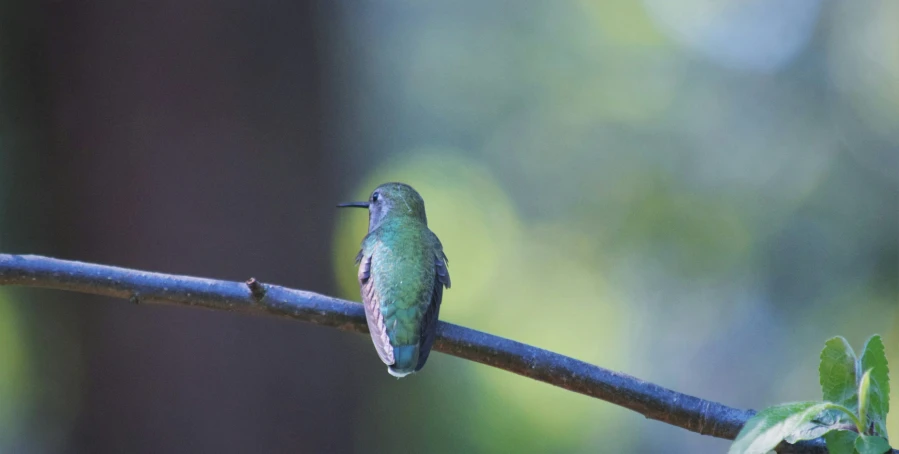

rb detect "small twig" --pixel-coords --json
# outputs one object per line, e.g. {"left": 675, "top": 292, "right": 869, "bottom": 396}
{"left": 245, "top": 277, "right": 266, "bottom": 301}
{"left": 0, "top": 254, "right": 887, "bottom": 453}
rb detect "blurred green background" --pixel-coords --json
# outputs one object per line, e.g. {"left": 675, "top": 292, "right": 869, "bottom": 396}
{"left": 1, "top": 0, "right": 897, "bottom": 452}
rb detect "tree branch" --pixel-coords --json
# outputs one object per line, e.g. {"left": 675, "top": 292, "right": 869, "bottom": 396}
{"left": 0, "top": 254, "right": 871, "bottom": 453}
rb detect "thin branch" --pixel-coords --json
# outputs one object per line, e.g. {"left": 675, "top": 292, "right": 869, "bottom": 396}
{"left": 0, "top": 254, "right": 873, "bottom": 453}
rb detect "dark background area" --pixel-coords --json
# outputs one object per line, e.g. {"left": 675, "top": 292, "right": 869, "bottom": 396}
{"left": 2, "top": 1, "right": 370, "bottom": 452}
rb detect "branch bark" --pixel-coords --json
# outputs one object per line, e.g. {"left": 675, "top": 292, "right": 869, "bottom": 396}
{"left": 0, "top": 254, "right": 873, "bottom": 453}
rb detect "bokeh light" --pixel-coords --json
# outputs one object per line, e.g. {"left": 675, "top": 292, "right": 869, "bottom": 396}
{"left": 0, "top": 293, "right": 28, "bottom": 451}
{"left": 643, "top": 0, "right": 822, "bottom": 73}
{"left": 329, "top": 1, "right": 897, "bottom": 451}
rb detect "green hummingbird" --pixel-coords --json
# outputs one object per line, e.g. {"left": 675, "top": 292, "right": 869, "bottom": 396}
{"left": 338, "top": 182, "right": 451, "bottom": 377}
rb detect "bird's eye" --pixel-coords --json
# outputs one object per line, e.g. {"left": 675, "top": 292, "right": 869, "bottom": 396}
{"left": 372, "top": 192, "right": 380, "bottom": 202}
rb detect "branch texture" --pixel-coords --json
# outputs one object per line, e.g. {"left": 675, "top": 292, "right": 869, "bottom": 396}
{"left": 0, "top": 254, "right": 869, "bottom": 453}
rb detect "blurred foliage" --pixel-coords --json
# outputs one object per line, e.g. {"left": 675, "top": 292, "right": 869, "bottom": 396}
{"left": 333, "top": 0, "right": 897, "bottom": 452}
{"left": 827, "top": 1, "right": 899, "bottom": 144}
{"left": 0, "top": 292, "right": 29, "bottom": 450}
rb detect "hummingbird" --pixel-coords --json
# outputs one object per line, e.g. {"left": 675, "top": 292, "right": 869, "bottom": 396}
{"left": 338, "top": 182, "right": 451, "bottom": 378}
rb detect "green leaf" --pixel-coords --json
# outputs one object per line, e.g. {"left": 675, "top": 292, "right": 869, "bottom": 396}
{"left": 860, "top": 369, "right": 873, "bottom": 432}
{"left": 825, "top": 430, "right": 859, "bottom": 454}
{"left": 782, "top": 420, "right": 836, "bottom": 444}
{"left": 820, "top": 336, "right": 859, "bottom": 412}
{"left": 860, "top": 334, "right": 890, "bottom": 437}
{"left": 729, "top": 402, "right": 841, "bottom": 454}
{"left": 783, "top": 404, "right": 862, "bottom": 444}
{"left": 855, "top": 434, "right": 891, "bottom": 454}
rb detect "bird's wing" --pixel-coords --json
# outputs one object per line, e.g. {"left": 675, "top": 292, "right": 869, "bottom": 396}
{"left": 435, "top": 250, "right": 450, "bottom": 289}
{"left": 358, "top": 251, "right": 395, "bottom": 365}
{"left": 415, "top": 250, "right": 450, "bottom": 371}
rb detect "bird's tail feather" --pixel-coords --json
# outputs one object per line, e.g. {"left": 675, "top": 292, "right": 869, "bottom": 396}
{"left": 388, "top": 345, "right": 418, "bottom": 378}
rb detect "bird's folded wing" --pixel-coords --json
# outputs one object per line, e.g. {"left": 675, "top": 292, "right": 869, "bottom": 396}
{"left": 415, "top": 252, "right": 451, "bottom": 371}
{"left": 359, "top": 252, "right": 395, "bottom": 365}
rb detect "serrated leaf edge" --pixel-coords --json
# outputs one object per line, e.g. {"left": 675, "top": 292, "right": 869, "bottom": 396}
{"left": 861, "top": 334, "right": 891, "bottom": 439}
{"left": 862, "top": 335, "right": 890, "bottom": 413}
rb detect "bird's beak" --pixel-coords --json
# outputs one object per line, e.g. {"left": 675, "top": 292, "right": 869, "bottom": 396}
{"left": 337, "top": 201, "right": 370, "bottom": 208}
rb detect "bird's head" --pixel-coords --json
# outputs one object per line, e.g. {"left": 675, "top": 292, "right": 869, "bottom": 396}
{"left": 338, "top": 182, "right": 427, "bottom": 232}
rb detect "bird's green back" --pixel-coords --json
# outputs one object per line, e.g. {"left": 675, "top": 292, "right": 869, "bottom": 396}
{"left": 363, "top": 215, "right": 439, "bottom": 347}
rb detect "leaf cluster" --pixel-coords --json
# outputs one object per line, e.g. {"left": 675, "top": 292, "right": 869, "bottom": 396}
{"left": 730, "top": 335, "right": 891, "bottom": 454}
